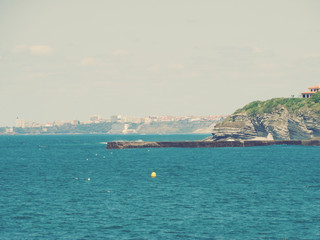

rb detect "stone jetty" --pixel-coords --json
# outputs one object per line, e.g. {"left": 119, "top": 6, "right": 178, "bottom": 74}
{"left": 106, "top": 139, "right": 320, "bottom": 149}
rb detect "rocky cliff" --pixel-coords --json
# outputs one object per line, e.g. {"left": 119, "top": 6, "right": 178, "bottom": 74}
{"left": 210, "top": 94, "right": 320, "bottom": 141}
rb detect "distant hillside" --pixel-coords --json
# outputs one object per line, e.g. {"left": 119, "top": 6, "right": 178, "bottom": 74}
{"left": 1, "top": 119, "right": 223, "bottom": 135}
{"left": 211, "top": 92, "right": 320, "bottom": 141}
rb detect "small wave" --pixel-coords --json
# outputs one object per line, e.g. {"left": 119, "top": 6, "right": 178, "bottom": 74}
{"left": 304, "top": 185, "right": 320, "bottom": 188}
{"left": 99, "top": 142, "right": 108, "bottom": 144}
{"left": 112, "top": 139, "right": 144, "bottom": 142}
{"left": 103, "top": 225, "right": 123, "bottom": 230}
{"left": 13, "top": 215, "right": 32, "bottom": 220}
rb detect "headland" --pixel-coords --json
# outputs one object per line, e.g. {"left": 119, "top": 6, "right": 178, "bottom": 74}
{"left": 209, "top": 92, "right": 320, "bottom": 141}
{"left": 107, "top": 90, "right": 320, "bottom": 149}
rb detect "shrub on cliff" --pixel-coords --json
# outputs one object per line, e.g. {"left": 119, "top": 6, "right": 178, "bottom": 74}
{"left": 310, "top": 92, "right": 320, "bottom": 103}
{"left": 234, "top": 94, "right": 320, "bottom": 117}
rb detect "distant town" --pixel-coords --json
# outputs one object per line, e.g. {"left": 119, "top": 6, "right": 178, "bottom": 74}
{"left": 0, "top": 114, "right": 226, "bottom": 135}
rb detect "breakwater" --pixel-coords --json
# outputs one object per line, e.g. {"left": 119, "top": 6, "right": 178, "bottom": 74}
{"left": 106, "top": 140, "right": 320, "bottom": 149}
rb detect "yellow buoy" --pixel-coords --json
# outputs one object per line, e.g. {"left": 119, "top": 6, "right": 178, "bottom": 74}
{"left": 151, "top": 172, "right": 156, "bottom": 178}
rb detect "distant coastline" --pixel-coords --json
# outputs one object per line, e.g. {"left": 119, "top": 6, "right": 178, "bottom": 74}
{"left": 0, "top": 118, "right": 224, "bottom": 135}
{"left": 0, "top": 132, "right": 211, "bottom": 136}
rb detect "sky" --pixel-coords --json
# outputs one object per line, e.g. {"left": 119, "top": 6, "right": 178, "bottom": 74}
{"left": 1, "top": 0, "right": 320, "bottom": 126}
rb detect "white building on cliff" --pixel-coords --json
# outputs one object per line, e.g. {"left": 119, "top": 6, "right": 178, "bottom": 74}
{"left": 301, "top": 85, "right": 320, "bottom": 98}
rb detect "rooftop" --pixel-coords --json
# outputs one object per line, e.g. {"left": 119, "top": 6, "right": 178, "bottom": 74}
{"left": 308, "top": 85, "right": 320, "bottom": 89}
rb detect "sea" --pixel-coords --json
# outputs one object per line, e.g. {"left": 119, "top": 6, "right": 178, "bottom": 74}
{"left": 0, "top": 134, "right": 319, "bottom": 239}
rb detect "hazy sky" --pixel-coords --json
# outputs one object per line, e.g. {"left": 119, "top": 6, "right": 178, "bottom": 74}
{"left": 1, "top": 0, "right": 320, "bottom": 126}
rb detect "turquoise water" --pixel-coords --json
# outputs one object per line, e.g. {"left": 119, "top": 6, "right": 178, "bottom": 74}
{"left": 1, "top": 135, "right": 320, "bottom": 239}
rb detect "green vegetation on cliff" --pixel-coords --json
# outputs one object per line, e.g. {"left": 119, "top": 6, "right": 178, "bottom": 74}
{"left": 214, "top": 92, "right": 320, "bottom": 129}
{"left": 235, "top": 92, "right": 320, "bottom": 117}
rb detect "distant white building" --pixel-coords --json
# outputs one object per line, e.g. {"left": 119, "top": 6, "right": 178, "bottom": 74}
{"left": 32, "top": 122, "right": 41, "bottom": 128}
{"left": 53, "top": 120, "right": 63, "bottom": 126}
{"left": 121, "top": 116, "right": 142, "bottom": 123}
{"left": 5, "top": 127, "right": 14, "bottom": 133}
{"left": 143, "top": 117, "right": 152, "bottom": 124}
{"left": 90, "top": 114, "right": 102, "bottom": 122}
{"left": 15, "top": 117, "right": 25, "bottom": 128}
{"left": 110, "top": 115, "right": 119, "bottom": 122}
{"left": 43, "top": 123, "right": 53, "bottom": 127}
{"left": 24, "top": 121, "right": 33, "bottom": 128}
{"left": 71, "top": 120, "right": 80, "bottom": 125}
{"left": 122, "top": 124, "right": 137, "bottom": 134}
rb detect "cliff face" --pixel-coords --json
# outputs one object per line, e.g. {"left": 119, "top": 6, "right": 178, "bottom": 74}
{"left": 211, "top": 98, "right": 320, "bottom": 141}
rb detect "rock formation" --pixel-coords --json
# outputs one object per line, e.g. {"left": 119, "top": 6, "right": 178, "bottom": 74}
{"left": 210, "top": 96, "right": 320, "bottom": 141}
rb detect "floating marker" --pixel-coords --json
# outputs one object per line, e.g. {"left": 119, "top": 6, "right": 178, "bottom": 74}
{"left": 88, "top": 178, "right": 91, "bottom": 181}
{"left": 151, "top": 172, "right": 156, "bottom": 178}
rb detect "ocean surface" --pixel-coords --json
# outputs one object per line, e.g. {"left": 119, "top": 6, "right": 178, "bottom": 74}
{"left": 0, "top": 134, "right": 320, "bottom": 239}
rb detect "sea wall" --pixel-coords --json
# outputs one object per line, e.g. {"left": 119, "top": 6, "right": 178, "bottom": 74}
{"left": 106, "top": 140, "right": 320, "bottom": 149}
